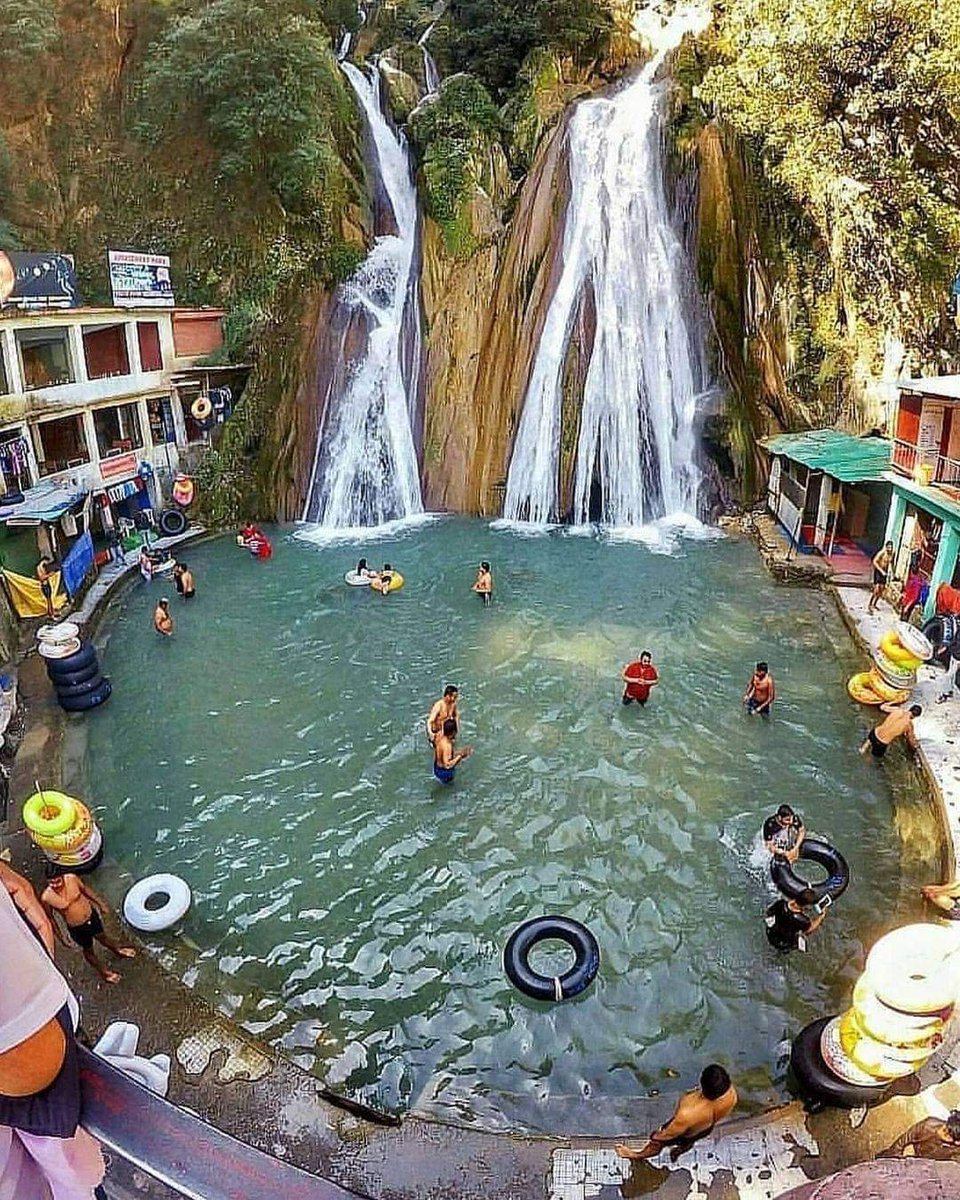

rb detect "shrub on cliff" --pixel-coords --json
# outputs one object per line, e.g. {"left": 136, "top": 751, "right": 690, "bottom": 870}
{"left": 701, "top": 0, "right": 960, "bottom": 332}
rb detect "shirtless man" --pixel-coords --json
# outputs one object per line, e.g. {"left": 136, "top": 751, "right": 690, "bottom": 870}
{"left": 472, "top": 561, "right": 493, "bottom": 606}
{"left": 41, "top": 870, "right": 135, "bottom": 984}
{"left": 36, "top": 557, "right": 55, "bottom": 619}
{"left": 743, "top": 661, "right": 775, "bottom": 716}
{"left": 433, "top": 718, "right": 473, "bottom": 784}
{"left": 616, "top": 1064, "right": 738, "bottom": 1163}
{"left": 921, "top": 878, "right": 960, "bottom": 918}
{"left": 154, "top": 597, "right": 173, "bottom": 636}
{"left": 868, "top": 540, "right": 895, "bottom": 614}
{"left": 426, "top": 685, "right": 459, "bottom": 745}
{"left": 860, "top": 702, "right": 922, "bottom": 758}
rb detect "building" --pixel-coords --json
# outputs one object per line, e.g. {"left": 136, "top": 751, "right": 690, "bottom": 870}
{"left": 885, "top": 375, "right": 960, "bottom": 617}
{"left": 0, "top": 304, "right": 241, "bottom": 577}
{"left": 760, "top": 430, "right": 893, "bottom": 581}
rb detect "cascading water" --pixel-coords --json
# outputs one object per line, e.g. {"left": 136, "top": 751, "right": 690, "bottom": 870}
{"left": 418, "top": 22, "right": 441, "bottom": 95}
{"left": 302, "top": 62, "right": 424, "bottom": 529}
{"left": 502, "top": 4, "right": 713, "bottom": 530}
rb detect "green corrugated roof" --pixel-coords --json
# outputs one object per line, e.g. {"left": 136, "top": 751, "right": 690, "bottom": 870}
{"left": 759, "top": 430, "right": 892, "bottom": 483}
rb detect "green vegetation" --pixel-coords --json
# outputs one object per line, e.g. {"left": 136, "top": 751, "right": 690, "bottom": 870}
{"left": 699, "top": 0, "right": 960, "bottom": 353}
{"left": 409, "top": 74, "right": 500, "bottom": 252}
{"left": 0, "top": 0, "right": 58, "bottom": 65}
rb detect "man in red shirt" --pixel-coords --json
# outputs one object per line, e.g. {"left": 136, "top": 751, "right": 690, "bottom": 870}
{"left": 622, "top": 650, "right": 660, "bottom": 707}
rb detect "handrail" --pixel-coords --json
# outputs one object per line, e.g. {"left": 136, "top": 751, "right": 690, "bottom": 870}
{"left": 79, "top": 1047, "right": 367, "bottom": 1200}
{"left": 891, "top": 439, "right": 960, "bottom": 486}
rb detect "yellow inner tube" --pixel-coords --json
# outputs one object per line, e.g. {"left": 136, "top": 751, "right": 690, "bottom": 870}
{"left": 866, "top": 670, "right": 910, "bottom": 704}
{"left": 191, "top": 395, "right": 213, "bottom": 422}
{"left": 22, "top": 791, "right": 76, "bottom": 838}
{"left": 879, "top": 631, "right": 923, "bottom": 669}
{"left": 847, "top": 673, "right": 885, "bottom": 704}
{"left": 30, "top": 802, "right": 94, "bottom": 854}
{"left": 371, "top": 572, "right": 404, "bottom": 593}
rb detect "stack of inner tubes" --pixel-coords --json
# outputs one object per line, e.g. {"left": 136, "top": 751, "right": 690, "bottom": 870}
{"left": 44, "top": 641, "right": 112, "bottom": 712}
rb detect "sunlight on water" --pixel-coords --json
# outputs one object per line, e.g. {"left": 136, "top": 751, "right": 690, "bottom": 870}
{"left": 84, "top": 521, "right": 935, "bottom": 1133}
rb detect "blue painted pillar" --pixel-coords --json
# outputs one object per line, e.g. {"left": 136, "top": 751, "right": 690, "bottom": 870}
{"left": 925, "top": 520, "right": 960, "bottom": 619}
{"left": 884, "top": 490, "right": 907, "bottom": 546}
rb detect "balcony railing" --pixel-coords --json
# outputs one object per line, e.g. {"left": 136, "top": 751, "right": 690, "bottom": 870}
{"left": 892, "top": 439, "right": 960, "bottom": 490}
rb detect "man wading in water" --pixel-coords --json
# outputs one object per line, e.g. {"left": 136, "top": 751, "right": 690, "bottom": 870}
{"left": 154, "top": 597, "right": 174, "bottom": 636}
{"left": 426, "top": 685, "right": 459, "bottom": 745}
{"left": 743, "top": 661, "right": 775, "bottom": 716}
{"left": 615, "top": 1064, "right": 738, "bottom": 1163}
{"left": 433, "top": 718, "right": 472, "bottom": 784}
{"left": 861, "top": 702, "right": 922, "bottom": 758}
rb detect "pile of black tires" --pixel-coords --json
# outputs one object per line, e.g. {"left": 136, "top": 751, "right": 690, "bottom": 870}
{"left": 46, "top": 642, "right": 112, "bottom": 712}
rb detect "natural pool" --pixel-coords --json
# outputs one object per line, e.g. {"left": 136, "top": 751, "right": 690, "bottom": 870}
{"left": 81, "top": 519, "right": 937, "bottom": 1133}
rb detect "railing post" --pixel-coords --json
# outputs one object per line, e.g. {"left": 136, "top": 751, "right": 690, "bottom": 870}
{"left": 884, "top": 489, "right": 907, "bottom": 547}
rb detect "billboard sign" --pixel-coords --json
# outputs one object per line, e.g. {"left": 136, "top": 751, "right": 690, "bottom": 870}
{"left": 108, "top": 250, "right": 174, "bottom": 309}
{"left": 0, "top": 251, "right": 80, "bottom": 310}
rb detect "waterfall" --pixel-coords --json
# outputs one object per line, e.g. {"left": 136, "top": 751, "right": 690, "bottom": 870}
{"left": 302, "top": 62, "right": 424, "bottom": 529}
{"left": 418, "top": 22, "right": 441, "bottom": 95}
{"left": 502, "top": 4, "right": 713, "bottom": 530}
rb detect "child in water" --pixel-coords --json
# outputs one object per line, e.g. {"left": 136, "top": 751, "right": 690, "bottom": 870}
{"left": 472, "top": 561, "right": 493, "bottom": 605}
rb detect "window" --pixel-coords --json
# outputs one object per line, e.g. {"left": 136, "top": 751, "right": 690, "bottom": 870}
{"left": 0, "top": 433, "right": 29, "bottom": 491}
{"left": 82, "top": 323, "right": 129, "bottom": 380}
{"left": 32, "top": 415, "right": 90, "bottom": 475}
{"left": 147, "top": 395, "right": 176, "bottom": 445}
{"left": 137, "top": 322, "right": 163, "bottom": 373}
{"left": 93, "top": 402, "right": 143, "bottom": 458}
{"left": 16, "top": 327, "right": 74, "bottom": 389}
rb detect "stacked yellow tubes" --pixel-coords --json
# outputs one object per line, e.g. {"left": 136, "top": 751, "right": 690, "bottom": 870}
{"left": 22, "top": 791, "right": 102, "bottom": 869}
{"left": 848, "top": 622, "right": 932, "bottom": 705}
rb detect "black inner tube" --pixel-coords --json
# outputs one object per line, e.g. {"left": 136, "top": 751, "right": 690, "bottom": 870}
{"left": 503, "top": 916, "right": 600, "bottom": 1002}
{"left": 771, "top": 837, "right": 850, "bottom": 905}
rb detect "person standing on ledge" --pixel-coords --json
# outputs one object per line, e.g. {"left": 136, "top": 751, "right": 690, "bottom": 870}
{"left": 615, "top": 1064, "right": 738, "bottom": 1163}
{"left": 472, "top": 561, "right": 493, "bottom": 606}
{"left": 743, "top": 661, "right": 775, "bottom": 716}
{"left": 621, "top": 650, "right": 659, "bottom": 707}
{"left": 41, "top": 870, "right": 136, "bottom": 985}
{"left": 154, "top": 597, "right": 174, "bottom": 637}
{"left": 433, "top": 717, "right": 472, "bottom": 784}
{"left": 868, "top": 539, "right": 895, "bottom": 615}
{"left": 426, "top": 685, "right": 459, "bottom": 745}
{"left": 860, "top": 702, "right": 922, "bottom": 758}
{"left": 36, "top": 557, "right": 55, "bottom": 619}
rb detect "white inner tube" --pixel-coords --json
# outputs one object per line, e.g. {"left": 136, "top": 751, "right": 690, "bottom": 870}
{"left": 123, "top": 873, "right": 191, "bottom": 933}
{"left": 865, "top": 923, "right": 960, "bottom": 1014}
{"left": 38, "top": 621, "right": 80, "bottom": 645}
{"left": 344, "top": 571, "right": 372, "bottom": 587}
{"left": 38, "top": 637, "right": 82, "bottom": 660}
{"left": 896, "top": 621, "right": 933, "bottom": 661}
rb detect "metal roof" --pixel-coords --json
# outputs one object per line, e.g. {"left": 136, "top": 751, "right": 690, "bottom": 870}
{"left": 0, "top": 479, "right": 87, "bottom": 525}
{"left": 900, "top": 375, "right": 960, "bottom": 401}
{"left": 759, "top": 430, "right": 892, "bottom": 483}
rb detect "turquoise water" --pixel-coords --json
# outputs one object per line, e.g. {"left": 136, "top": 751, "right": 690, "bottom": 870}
{"left": 82, "top": 519, "right": 935, "bottom": 1132}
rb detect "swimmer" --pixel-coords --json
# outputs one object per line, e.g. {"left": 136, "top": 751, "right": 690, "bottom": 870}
{"left": 764, "top": 896, "right": 825, "bottom": 953}
{"left": 154, "top": 597, "right": 173, "bottom": 637}
{"left": 621, "top": 650, "right": 659, "bottom": 706}
{"left": 762, "top": 803, "right": 805, "bottom": 863}
{"left": 41, "top": 869, "right": 136, "bottom": 984}
{"left": 139, "top": 546, "right": 154, "bottom": 584}
{"left": 355, "top": 557, "right": 375, "bottom": 580}
{"left": 868, "top": 540, "right": 895, "bottom": 614}
{"left": 922, "top": 879, "right": 960, "bottom": 918}
{"left": 433, "top": 717, "right": 472, "bottom": 784}
{"left": 426, "top": 685, "right": 459, "bottom": 745}
{"left": 472, "top": 561, "right": 493, "bottom": 605}
{"left": 615, "top": 1064, "right": 737, "bottom": 1163}
{"left": 374, "top": 562, "right": 395, "bottom": 596}
{"left": 860, "top": 702, "right": 921, "bottom": 758}
{"left": 743, "top": 661, "right": 775, "bottom": 716}
{"left": 173, "top": 561, "right": 195, "bottom": 600}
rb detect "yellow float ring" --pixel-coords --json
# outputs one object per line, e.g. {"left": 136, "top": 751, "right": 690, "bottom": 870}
{"left": 191, "top": 395, "right": 213, "bottom": 422}
{"left": 847, "top": 673, "right": 885, "bottom": 704}
{"left": 879, "top": 631, "right": 923, "bottom": 669}
{"left": 865, "top": 670, "right": 910, "bottom": 705}
{"left": 22, "top": 791, "right": 77, "bottom": 838}
{"left": 30, "top": 801, "right": 94, "bottom": 854}
{"left": 371, "top": 572, "right": 404, "bottom": 593}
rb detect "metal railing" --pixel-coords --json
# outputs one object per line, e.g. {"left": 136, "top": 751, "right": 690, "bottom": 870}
{"left": 892, "top": 439, "right": 960, "bottom": 488}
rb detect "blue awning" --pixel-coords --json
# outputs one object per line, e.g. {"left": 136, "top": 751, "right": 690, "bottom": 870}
{"left": 0, "top": 480, "right": 88, "bottom": 526}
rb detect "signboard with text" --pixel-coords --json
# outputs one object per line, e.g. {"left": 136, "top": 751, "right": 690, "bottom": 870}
{"left": 0, "top": 251, "right": 79, "bottom": 309}
{"left": 108, "top": 251, "right": 174, "bottom": 309}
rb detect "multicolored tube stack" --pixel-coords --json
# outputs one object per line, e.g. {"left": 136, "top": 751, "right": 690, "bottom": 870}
{"left": 22, "top": 791, "right": 103, "bottom": 873}
{"left": 824, "top": 924, "right": 958, "bottom": 1086}
{"left": 848, "top": 621, "right": 933, "bottom": 705}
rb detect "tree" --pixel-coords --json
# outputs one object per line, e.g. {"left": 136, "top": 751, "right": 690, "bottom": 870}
{"left": 0, "top": 0, "right": 58, "bottom": 65}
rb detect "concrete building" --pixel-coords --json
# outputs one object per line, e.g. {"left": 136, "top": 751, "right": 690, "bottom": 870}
{"left": 0, "top": 304, "right": 238, "bottom": 573}
{"left": 885, "top": 375, "right": 960, "bottom": 618}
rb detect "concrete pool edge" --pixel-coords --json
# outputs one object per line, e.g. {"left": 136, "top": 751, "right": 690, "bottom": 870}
{"left": 7, "top": 532, "right": 960, "bottom": 1199}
